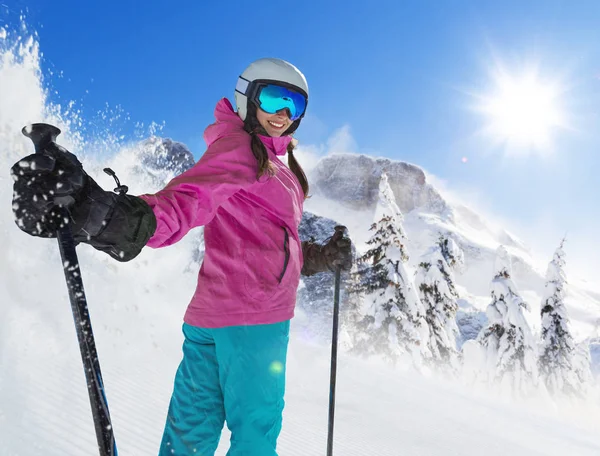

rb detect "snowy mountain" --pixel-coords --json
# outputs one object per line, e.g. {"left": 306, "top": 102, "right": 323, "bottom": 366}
{"left": 303, "top": 153, "right": 600, "bottom": 348}
{"left": 123, "top": 141, "right": 600, "bottom": 352}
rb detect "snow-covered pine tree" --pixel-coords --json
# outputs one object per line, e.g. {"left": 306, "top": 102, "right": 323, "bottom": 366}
{"left": 348, "top": 173, "right": 430, "bottom": 367}
{"left": 538, "top": 239, "right": 582, "bottom": 396}
{"left": 476, "top": 246, "right": 539, "bottom": 394}
{"left": 415, "top": 235, "right": 464, "bottom": 372}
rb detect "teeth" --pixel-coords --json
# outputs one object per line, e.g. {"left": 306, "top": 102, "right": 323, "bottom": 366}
{"left": 268, "top": 121, "right": 284, "bottom": 128}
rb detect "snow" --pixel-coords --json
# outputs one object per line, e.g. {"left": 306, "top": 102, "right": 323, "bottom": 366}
{"left": 1, "top": 21, "right": 600, "bottom": 456}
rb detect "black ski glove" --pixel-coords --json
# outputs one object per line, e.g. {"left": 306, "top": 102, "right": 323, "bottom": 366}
{"left": 301, "top": 226, "right": 353, "bottom": 276}
{"left": 11, "top": 151, "right": 156, "bottom": 262}
{"left": 11, "top": 150, "right": 86, "bottom": 237}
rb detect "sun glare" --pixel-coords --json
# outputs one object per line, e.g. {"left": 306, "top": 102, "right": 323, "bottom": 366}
{"left": 478, "top": 67, "right": 566, "bottom": 154}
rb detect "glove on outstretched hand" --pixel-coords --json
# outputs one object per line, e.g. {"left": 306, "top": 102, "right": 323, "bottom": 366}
{"left": 11, "top": 149, "right": 156, "bottom": 262}
{"left": 301, "top": 226, "right": 353, "bottom": 276}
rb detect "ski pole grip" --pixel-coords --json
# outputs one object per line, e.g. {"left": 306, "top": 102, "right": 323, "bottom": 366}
{"left": 332, "top": 225, "right": 347, "bottom": 242}
{"left": 21, "top": 123, "right": 81, "bottom": 207}
{"left": 22, "top": 123, "right": 62, "bottom": 154}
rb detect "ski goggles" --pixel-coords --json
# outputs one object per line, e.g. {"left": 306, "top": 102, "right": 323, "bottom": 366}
{"left": 236, "top": 78, "right": 308, "bottom": 121}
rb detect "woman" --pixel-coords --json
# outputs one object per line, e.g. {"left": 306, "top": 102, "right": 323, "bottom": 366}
{"left": 11, "top": 57, "right": 352, "bottom": 455}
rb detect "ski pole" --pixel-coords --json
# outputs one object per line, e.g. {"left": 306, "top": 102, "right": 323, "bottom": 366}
{"left": 22, "top": 124, "right": 117, "bottom": 456}
{"left": 327, "top": 226, "right": 345, "bottom": 456}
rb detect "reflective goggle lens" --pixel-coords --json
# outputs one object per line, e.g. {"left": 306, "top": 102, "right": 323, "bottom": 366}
{"left": 257, "top": 84, "right": 307, "bottom": 121}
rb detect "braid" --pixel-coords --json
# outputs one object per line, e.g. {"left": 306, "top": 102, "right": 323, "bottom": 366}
{"left": 244, "top": 103, "right": 276, "bottom": 179}
{"left": 287, "top": 141, "right": 309, "bottom": 198}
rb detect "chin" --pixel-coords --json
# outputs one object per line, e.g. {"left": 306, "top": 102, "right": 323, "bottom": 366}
{"left": 266, "top": 128, "right": 285, "bottom": 137}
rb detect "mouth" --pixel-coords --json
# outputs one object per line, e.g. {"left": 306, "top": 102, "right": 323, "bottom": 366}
{"left": 268, "top": 120, "right": 286, "bottom": 130}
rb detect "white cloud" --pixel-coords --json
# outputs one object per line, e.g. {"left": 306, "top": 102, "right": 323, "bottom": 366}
{"left": 293, "top": 143, "right": 322, "bottom": 174}
{"left": 295, "top": 124, "right": 357, "bottom": 174}
{"left": 325, "top": 125, "right": 357, "bottom": 155}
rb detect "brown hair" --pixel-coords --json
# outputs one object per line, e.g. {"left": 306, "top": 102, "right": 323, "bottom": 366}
{"left": 245, "top": 104, "right": 310, "bottom": 198}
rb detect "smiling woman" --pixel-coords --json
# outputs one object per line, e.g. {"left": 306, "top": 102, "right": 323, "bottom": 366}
{"left": 477, "top": 67, "right": 567, "bottom": 154}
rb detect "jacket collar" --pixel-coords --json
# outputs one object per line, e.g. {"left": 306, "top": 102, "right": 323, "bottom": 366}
{"left": 257, "top": 134, "right": 292, "bottom": 156}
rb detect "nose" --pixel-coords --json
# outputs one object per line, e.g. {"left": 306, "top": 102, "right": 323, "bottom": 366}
{"left": 275, "top": 108, "right": 291, "bottom": 119}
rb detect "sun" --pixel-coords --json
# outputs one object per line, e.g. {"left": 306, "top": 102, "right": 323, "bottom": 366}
{"left": 476, "top": 66, "right": 566, "bottom": 154}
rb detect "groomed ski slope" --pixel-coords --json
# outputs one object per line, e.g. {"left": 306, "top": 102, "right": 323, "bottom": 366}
{"left": 2, "top": 272, "right": 600, "bottom": 456}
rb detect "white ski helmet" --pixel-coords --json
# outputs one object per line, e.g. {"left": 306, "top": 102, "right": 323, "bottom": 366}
{"left": 234, "top": 58, "right": 309, "bottom": 125}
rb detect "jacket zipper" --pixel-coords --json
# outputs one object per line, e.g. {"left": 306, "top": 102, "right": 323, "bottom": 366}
{"left": 278, "top": 227, "right": 290, "bottom": 284}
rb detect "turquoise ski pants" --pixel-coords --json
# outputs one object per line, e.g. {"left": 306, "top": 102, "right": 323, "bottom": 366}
{"left": 159, "top": 321, "right": 290, "bottom": 455}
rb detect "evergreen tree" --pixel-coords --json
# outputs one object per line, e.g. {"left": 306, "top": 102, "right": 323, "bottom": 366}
{"left": 348, "top": 173, "right": 430, "bottom": 367}
{"left": 476, "top": 246, "right": 539, "bottom": 394}
{"left": 539, "top": 239, "right": 582, "bottom": 396}
{"left": 416, "top": 235, "right": 464, "bottom": 372}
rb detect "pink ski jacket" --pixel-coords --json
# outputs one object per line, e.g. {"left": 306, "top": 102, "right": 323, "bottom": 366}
{"left": 139, "top": 98, "right": 305, "bottom": 328}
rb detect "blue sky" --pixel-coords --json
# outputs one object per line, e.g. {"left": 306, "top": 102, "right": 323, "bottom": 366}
{"left": 3, "top": 0, "right": 600, "bottom": 278}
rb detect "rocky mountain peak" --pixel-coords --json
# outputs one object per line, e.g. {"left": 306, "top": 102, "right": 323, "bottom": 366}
{"left": 310, "top": 153, "right": 449, "bottom": 215}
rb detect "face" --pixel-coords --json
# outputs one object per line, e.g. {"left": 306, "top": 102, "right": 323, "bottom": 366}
{"left": 256, "top": 107, "right": 293, "bottom": 137}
